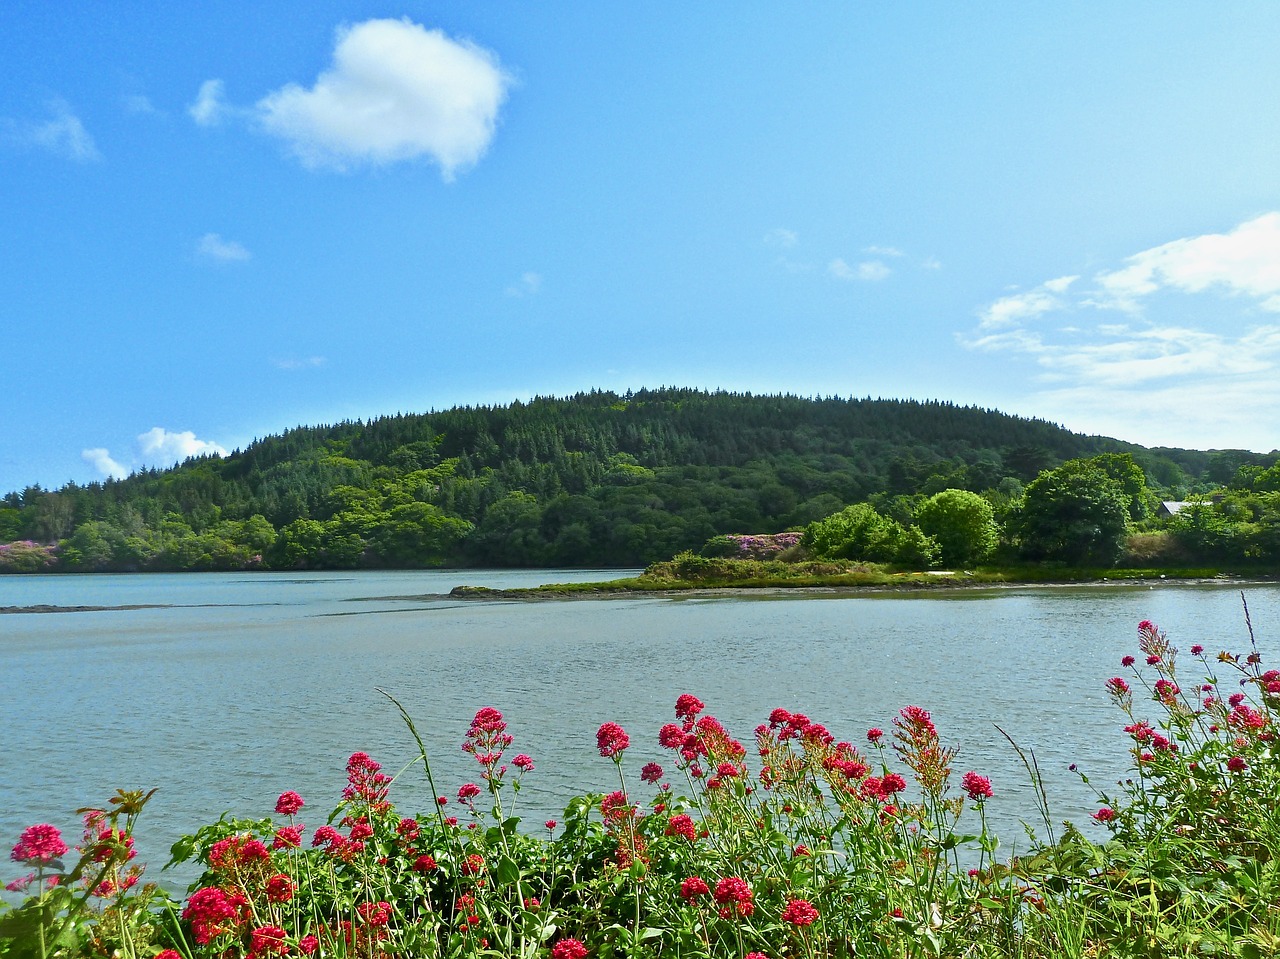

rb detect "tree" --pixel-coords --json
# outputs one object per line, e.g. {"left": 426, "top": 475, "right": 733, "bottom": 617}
{"left": 802, "top": 503, "right": 938, "bottom": 567}
{"left": 1014, "top": 463, "right": 1129, "bottom": 565}
{"left": 914, "top": 489, "right": 998, "bottom": 566}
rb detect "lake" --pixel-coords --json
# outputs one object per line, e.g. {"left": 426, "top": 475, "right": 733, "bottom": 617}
{"left": 2, "top": 570, "right": 1276, "bottom": 891}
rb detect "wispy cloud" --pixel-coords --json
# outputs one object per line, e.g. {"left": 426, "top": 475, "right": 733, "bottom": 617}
{"left": 764, "top": 228, "right": 798, "bottom": 249}
{"left": 962, "top": 213, "right": 1280, "bottom": 449}
{"left": 123, "top": 94, "right": 160, "bottom": 116}
{"left": 196, "top": 232, "right": 251, "bottom": 262}
{"left": 6, "top": 99, "right": 101, "bottom": 162}
{"left": 863, "top": 245, "right": 903, "bottom": 257}
{"left": 252, "top": 18, "right": 510, "bottom": 177}
{"left": 829, "top": 257, "right": 890, "bottom": 282}
{"left": 274, "top": 356, "right": 327, "bottom": 371}
{"left": 505, "top": 271, "right": 542, "bottom": 298}
{"left": 189, "top": 79, "right": 230, "bottom": 127}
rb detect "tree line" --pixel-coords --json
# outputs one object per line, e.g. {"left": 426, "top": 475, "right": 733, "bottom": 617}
{"left": 1, "top": 388, "right": 1275, "bottom": 573}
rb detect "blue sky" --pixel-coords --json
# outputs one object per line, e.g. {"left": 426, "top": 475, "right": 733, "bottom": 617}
{"left": 4, "top": 3, "right": 1280, "bottom": 493}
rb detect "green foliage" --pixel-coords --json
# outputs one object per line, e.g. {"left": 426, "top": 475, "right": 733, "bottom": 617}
{"left": 1014, "top": 459, "right": 1131, "bottom": 566}
{"left": 802, "top": 502, "right": 939, "bottom": 567}
{"left": 914, "top": 488, "right": 999, "bottom": 566}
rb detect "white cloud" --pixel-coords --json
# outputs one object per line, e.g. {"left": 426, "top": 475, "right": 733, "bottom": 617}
{"left": 1095, "top": 213, "right": 1280, "bottom": 309}
{"left": 189, "top": 79, "right": 230, "bottom": 126}
{"left": 505, "top": 271, "right": 542, "bottom": 297}
{"left": 137, "top": 428, "right": 228, "bottom": 466}
{"left": 863, "top": 245, "right": 903, "bottom": 257}
{"left": 274, "top": 356, "right": 327, "bottom": 370}
{"left": 764, "top": 228, "right": 798, "bottom": 249}
{"left": 978, "top": 288, "right": 1063, "bottom": 330}
{"left": 123, "top": 94, "right": 159, "bottom": 116}
{"left": 962, "top": 212, "right": 1280, "bottom": 450}
{"left": 23, "top": 100, "right": 100, "bottom": 162}
{"left": 196, "top": 232, "right": 251, "bottom": 262}
{"left": 921, "top": 256, "right": 942, "bottom": 270}
{"left": 829, "top": 258, "right": 891, "bottom": 282}
{"left": 81, "top": 448, "right": 128, "bottom": 480}
{"left": 762, "top": 227, "right": 793, "bottom": 248}
{"left": 255, "top": 18, "right": 510, "bottom": 177}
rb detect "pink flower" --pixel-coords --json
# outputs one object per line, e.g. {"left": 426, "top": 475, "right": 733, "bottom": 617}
{"left": 357, "top": 900, "right": 393, "bottom": 926}
{"left": 1093, "top": 807, "right": 1116, "bottom": 823}
{"left": 1121, "top": 655, "right": 1135, "bottom": 667}
{"left": 1106, "top": 677, "right": 1129, "bottom": 696}
{"left": 781, "top": 898, "right": 819, "bottom": 926}
{"left": 274, "top": 791, "right": 304, "bottom": 816}
{"left": 962, "top": 771, "right": 993, "bottom": 801}
{"left": 545, "top": 820, "right": 557, "bottom": 830}
{"left": 458, "top": 783, "right": 481, "bottom": 801}
{"left": 1191, "top": 644, "right": 1204, "bottom": 656}
{"left": 714, "top": 876, "right": 754, "bottom": 916}
{"left": 11, "top": 824, "right": 68, "bottom": 865}
{"left": 640, "top": 762, "right": 664, "bottom": 783}
{"left": 551, "top": 938, "right": 588, "bottom": 959}
{"left": 658, "top": 724, "right": 685, "bottom": 749}
{"left": 512, "top": 754, "right": 535, "bottom": 771}
{"left": 866, "top": 727, "right": 884, "bottom": 743}
{"left": 596, "top": 721, "right": 630, "bottom": 758}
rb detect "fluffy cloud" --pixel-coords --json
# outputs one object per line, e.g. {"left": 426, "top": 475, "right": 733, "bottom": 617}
{"left": 16, "top": 100, "right": 101, "bottom": 162}
{"left": 81, "top": 428, "right": 228, "bottom": 480}
{"left": 254, "top": 18, "right": 510, "bottom": 177}
{"left": 189, "top": 79, "right": 230, "bottom": 127}
{"left": 138, "top": 427, "right": 228, "bottom": 465}
{"left": 81, "top": 448, "right": 128, "bottom": 480}
{"left": 196, "top": 232, "right": 251, "bottom": 262}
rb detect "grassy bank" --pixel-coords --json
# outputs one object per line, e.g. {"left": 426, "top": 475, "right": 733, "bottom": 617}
{"left": 448, "top": 555, "right": 1260, "bottom": 599}
{"left": 5, "top": 615, "right": 1280, "bottom": 958}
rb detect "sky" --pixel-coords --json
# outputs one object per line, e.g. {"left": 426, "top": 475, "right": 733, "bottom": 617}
{"left": 4, "top": 2, "right": 1280, "bottom": 494}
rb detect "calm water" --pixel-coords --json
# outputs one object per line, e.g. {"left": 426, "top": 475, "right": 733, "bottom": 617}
{"left": 3, "top": 571, "right": 1277, "bottom": 891}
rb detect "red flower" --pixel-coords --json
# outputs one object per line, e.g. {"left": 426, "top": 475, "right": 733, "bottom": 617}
{"left": 596, "top": 721, "right": 630, "bottom": 758}
{"left": 880, "top": 772, "right": 906, "bottom": 794}
{"left": 272, "top": 825, "right": 304, "bottom": 850}
{"left": 512, "top": 753, "right": 535, "bottom": 771}
{"left": 414, "top": 853, "right": 438, "bottom": 871}
{"left": 11, "top": 824, "right": 68, "bottom": 865}
{"left": 1121, "top": 655, "right": 1136, "bottom": 667}
{"left": 1092, "top": 807, "right": 1116, "bottom": 823}
{"left": 1228, "top": 756, "right": 1247, "bottom": 772}
{"left": 249, "top": 925, "right": 288, "bottom": 956}
{"left": 298, "top": 936, "right": 319, "bottom": 955}
{"left": 781, "top": 898, "right": 819, "bottom": 926}
{"left": 551, "top": 938, "right": 588, "bottom": 959}
{"left": 545, "top": 820, "right": 558, "bottom": 830}
{"left": 714, "top": 876, "right": 754, "bottom": 916}
{"left": 640, "top": 762, "right": 664, "bottom": 783}
{"left": 658, "top": 724, "right": 685, "bottom": 749}
{"left": 458, "top": 783, "right": 481, "bottom": 801}
{"left": 274, "top": 791, "right": 304, "bottom": 816}
{"left": 665, "top": 814, "right": 696, "bottom": 841}
{"left": 265, "top": 874, "right": 294, "bottom": 903}
{"left": 461, "top": 853, "right": 485, "bottom": 875}
{"left": 1106, "top": 677, "right": 1129, "bottom": 696}
{"left": 866, "top": 727, "right": 884, "bottom": 743}
{"left": 675, "top": 694, "right": 705, "bottom": 720}
{"left": 1191, "top": 644, "right": 1204, "bottom": 656}
{"left": 357, "top": 900, "right": 393, "bottom": 926}
{"left": 679, "top": 876, "right": 710, "bottom": 900}
{"left": 961, "top": 771, "right": 993, "bottom": 801}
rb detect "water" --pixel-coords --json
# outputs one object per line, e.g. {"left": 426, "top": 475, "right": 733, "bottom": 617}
{"left": 2, "top": 571, "right": 1276, "bottom": 892}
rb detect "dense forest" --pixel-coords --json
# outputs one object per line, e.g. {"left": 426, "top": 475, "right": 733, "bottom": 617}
{"left": 2, "top": 388, "right": 1277, "bottom": 573}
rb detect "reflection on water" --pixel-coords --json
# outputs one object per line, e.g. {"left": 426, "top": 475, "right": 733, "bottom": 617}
{"left": 2, "top": 570, "right": 1276, "bottom": 890}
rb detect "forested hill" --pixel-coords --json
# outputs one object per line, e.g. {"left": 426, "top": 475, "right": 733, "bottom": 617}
{"left": 0, "top": 388, "right": 1263, "bottom": 571}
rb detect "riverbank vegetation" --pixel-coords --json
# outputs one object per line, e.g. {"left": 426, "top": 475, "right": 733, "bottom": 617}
{"left": 4, "top": 389, "right": 1278, "bottom": 575}
{"left": 6, "top": 616, "right": 1280, "bottom": 958}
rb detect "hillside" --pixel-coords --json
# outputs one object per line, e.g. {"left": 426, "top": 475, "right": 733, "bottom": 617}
{"left": 0, "top": 388, "right": 1268, "bottom": 571}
